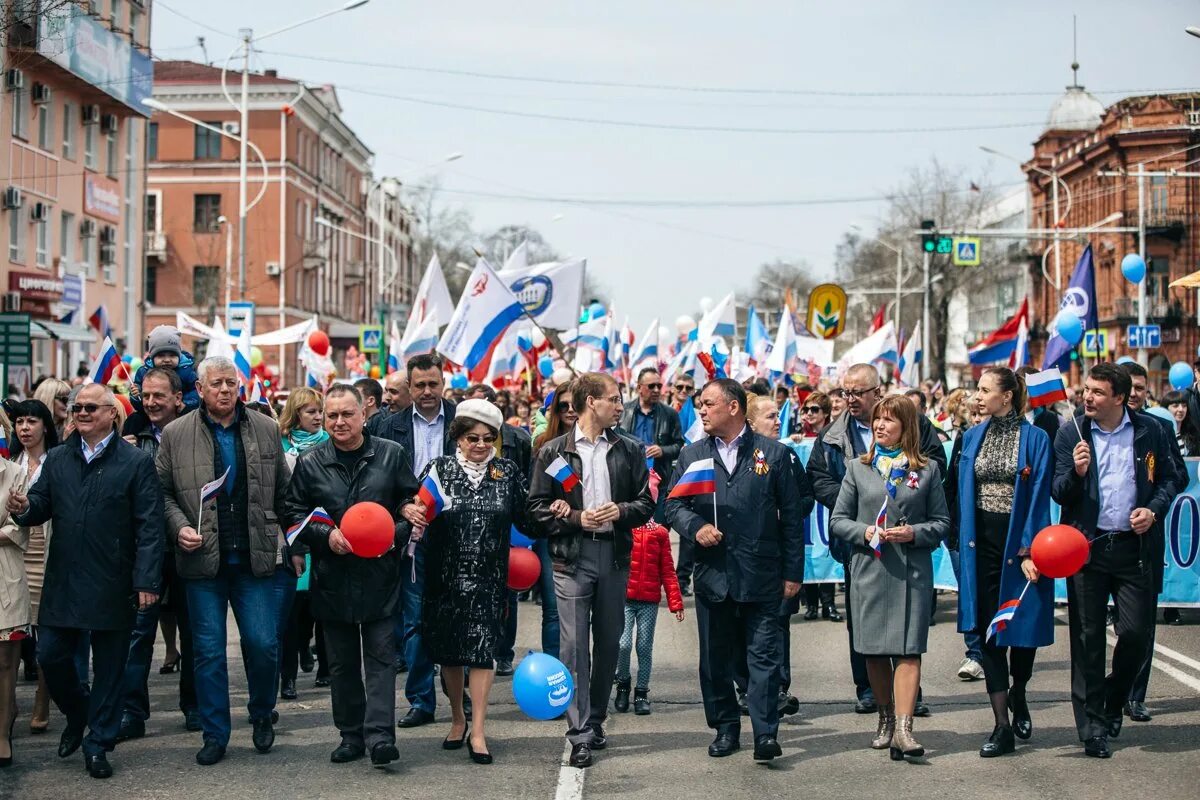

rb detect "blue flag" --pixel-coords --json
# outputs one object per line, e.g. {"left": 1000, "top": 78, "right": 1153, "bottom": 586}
{"left": 1041, "top": 245, "right": 1097, "bottom": 370}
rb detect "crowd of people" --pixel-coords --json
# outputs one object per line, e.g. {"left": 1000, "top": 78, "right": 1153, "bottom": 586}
{"left": 0, "top": 322, "right": 1193, "bottom": 777}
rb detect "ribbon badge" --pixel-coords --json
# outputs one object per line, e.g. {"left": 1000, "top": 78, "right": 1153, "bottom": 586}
{"left": 752, "top": 448, "right": 769, "bottom": 476}
{"left": 489, "top": 463, "right": 505, "bottom": 481}
{"left": 905, "top": 471, "right": 920, "bottom": 490}
{"left": 1146, "top": 451, "right": 1156, "bottom": 484}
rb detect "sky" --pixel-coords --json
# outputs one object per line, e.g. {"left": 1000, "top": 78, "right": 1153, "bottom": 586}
{"left": 151, "top": 0, "right": 1200, "bottom": 335}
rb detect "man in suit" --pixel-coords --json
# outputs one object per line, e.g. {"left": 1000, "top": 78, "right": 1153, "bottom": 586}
{"left": 665, "top": 379, "right": 807, "bottom": 762}
{"left": 807, "top": 363, "right": 945, "bottom": 715}
{"left": 371, "top": 354, "right": 455, "bottom": 728}
{"left": 619, "top": 367, "right": 685, "bottom": 517}
{"left": 1052, "top": 363, "right": 1180, "bottom": 759}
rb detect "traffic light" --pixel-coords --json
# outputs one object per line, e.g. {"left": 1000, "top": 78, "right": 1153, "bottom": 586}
{"left": 921, "top": 219, "right": 936, "bottom": 253}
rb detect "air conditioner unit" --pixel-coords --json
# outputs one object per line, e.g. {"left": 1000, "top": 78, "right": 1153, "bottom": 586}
{"left": 5, "top": 70, "right": 24, "bottom": 92}
{"left": 80, "top": 219, "right": 97, "bottom": 238}
{"left": 100, "top": 244, "right": 116, "bottom": 265}
{"left": 100, "top": 225, "right": 117, "bottom": 244}
{"left": 82, "top": 104, "right": 100, "bottom": 125}
{"left": 222, "top": 121, "right": 240, "bottom": 136}
{"left": 30, "top": 202, "right": 49, "bottom": 222}
{"left": 31, "top": 83, "right": 51, "bottom": 105}
{"left": 265, "top": 261, "right": 281, "bottom": 276}
{"left": 101, "top": 114, "right": 119, "bottom": 134}
{"left": 3, "top": 187, "right": 22, "bottom": 210}
{"left": 1, "top": 292, "right": 21, "bottom": 312}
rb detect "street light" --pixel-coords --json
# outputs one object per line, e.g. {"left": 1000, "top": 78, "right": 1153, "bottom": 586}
{"left": 219, "top": 1, "right": 371, "bottom": 299}
{"left": 1186, "top": 26, "right": 1200, "bottom": 38}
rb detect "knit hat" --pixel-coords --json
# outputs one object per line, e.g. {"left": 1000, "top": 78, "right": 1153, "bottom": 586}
{"left": 455, "top": 398, "right": 503, "bottom": 432}
{"left": 147, "top": 325, "right": 182, "bottom": 360}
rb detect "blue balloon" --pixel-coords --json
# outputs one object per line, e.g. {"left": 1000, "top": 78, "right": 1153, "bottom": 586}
{"left": 588, "top": 302, "right": 606, "bottom": 319}
{"left": 1121, "top": 253, "right": 1146, "bottom": 284}
{"left": 512, "top": 651, "right": 574, "bottom": 720}
{"left": 510, "top": 526, "right": 534, "bottom": 549}
{"left": 538, "top": 355, "right": 555, "bottom": 378}
{"left": 122, "top": 354, "right": 134, "bottom": 363}
{"left": 517, "top": 334, "right": 533, "bottom": 352}
{"left": 1116, "top": 356, "right": 1135, "bottom": 365}
{"left": 1146, "top": 405, "right": 1176, "bottom": 425}
{"left": 1169, "top": 361, "right": 1193, "bottom": 391}
{"left": 450, "top": 373, "right": 468, "bottom": 390}
{"left": 1055, "top": 313, "right": 1084, "bottom": 347}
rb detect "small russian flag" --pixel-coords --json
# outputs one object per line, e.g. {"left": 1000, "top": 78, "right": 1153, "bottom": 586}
{"left": 286, "top": 506, "right": 335, "bottom": 546}
{"left": 199, "top": 467, "right": 231, "bottom": 505}
{"left": 87, "top": 336, "right": 122, "bottom": 385}
{"left": 985, "top": 580, "right": 1032, "bottom": 641}
{"left": 545, "top": 455, "right": 579, "bottom": 493}
{"left": 869, "top": 497, "right": 886, "bottom": 558}
{"left": 668, "top": 458, "right": 717, "bottom": 499}
{"left": 1026, "top": 368, "right": 1067, "bottom": 409}
{"left": 416, "top": 465, "right": 451, "bottom": 523}
{"left": 0, "top": 431, "right": 9, "bottom": 459}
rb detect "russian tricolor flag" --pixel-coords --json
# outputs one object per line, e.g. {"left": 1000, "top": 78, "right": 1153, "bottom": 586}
{"left": 200, "top": 467, "right": 231, "bottom": 505}
{"left": 1026, "top": 368, "right": 1068, "bottom": 409}
{"left": 545, "top": 455, "right": 579, "bottom": 493}
{"left": 88, "top": 304, "right": 112, "bottom": 339}
{"left": 87, "top": 336, "right": 121, "bottom": 385}
{"left": 416, "top": 465, "right": 451, "bottom": 523}
{"left": 668, "top": 458, "right": 717, "bottom": 499}
{"left": 436, "top": 259, "right": 526, "bottom": 383}
{"left": 0, "top": 431, "right": 9, "bottom": 459}
{"left": 870, "top": 496, "right": 886, "bottom": 558}
{"left": 286, "top": 507, "right": 336, "bottom": 546}
{"left": 986, "top": 599, "right": 1021, "bottom": 641}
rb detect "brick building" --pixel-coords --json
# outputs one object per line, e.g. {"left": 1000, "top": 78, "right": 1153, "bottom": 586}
{"left": 1026, "top": 73, "right": 1200, "bottom": 391}
{"left": 1, "top": 1, "right": 153, "bottom": 384}
{"left": 145, "top": 61, "right": 413, "bottom": 386}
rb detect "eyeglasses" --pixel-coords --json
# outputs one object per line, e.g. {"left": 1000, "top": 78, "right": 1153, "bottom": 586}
{"left": 71, "top": 403, "right": 114, "bottom": 415}
{"left": 464, "top": 434, "right": 498, "bottom": 445}
{"left": 843, "top": 388, "right": 879, "bottom": 400}
{"left": 641, "top": 382, "right": 662, "bottom": 390}
{"left": 674, "top": 384, "right": 694, "bottom": 393}
{"left": 556, "top": 402, "right": 573, "bottom": 414}
{"left": 55, "top": 394, "right": 70, "bottom": 403}
{"left": 802, "top": 406, "right": 824, "bottom": 415}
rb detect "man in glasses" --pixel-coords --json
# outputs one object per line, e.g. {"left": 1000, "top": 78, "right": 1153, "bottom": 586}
{"left": 8, "top": 383, "right": 165, "bottom": 779}
{"left": 619, "top": 368, "right": 684, "bottom": 516}
{"left": 807, "top": 364, "right": 946, "bottom": 717}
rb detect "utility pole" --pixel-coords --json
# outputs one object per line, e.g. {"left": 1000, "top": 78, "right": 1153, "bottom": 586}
{"left": 922, "top": 248, "right": 931, "bottom": 380}
{"left": 237, "top": 28, "right": 252, "bottom": 300}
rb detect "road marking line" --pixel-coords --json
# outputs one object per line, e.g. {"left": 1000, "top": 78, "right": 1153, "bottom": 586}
{"left": 1150, "top": 641, "right": 1200, "bottom": 673}
{"left": 554, "top": 740, "right": 586, "bottom": 800}
{"left": 1053, "top": 609, "right": 1200, "bottom": 694}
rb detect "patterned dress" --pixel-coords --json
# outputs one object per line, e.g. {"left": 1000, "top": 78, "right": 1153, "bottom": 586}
{"left": 419, "top": 455, "right": 527, "bottom": 668}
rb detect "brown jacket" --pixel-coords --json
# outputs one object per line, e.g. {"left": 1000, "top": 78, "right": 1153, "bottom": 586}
{"left": 157, "top": 405, "right": 291, "bottom": 580}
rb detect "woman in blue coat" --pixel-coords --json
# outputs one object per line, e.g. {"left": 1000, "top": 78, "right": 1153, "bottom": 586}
{"left": 956, "top": 367, "right": 1052, "bottom": 758}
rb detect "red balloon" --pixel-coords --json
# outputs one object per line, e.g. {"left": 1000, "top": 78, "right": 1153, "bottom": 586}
{"left": 308, "top": 329, "right": 331, "bottom": 356}
{"left": 1030, "top": 524, "right": 1090, "bottom": 579}
{"left": 114, "top": 393, "right": 133, "bottom": 417}
{"left": 340, "top": 502, "right": 395, "bottom": 558}
{"left": 507, "top": 546, "right": 541, "bottom": 591}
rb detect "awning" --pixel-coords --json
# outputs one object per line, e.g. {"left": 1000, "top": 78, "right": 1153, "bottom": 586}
{"left": 1170, "top": 269, "right": 1200, "bottom": 289}
{"left": 31, "top": 320, "right": 95, "bottom": 343}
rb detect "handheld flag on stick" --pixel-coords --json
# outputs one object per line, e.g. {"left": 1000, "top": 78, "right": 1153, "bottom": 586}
{"left": 986, "top": 580, "right": 1033, "bottom": 641}
{"left": 1026, "top": 367, "right": 1082, "bottom": 438}
{"left": 87, "top": 336, "right": 121, "bottom": 385}
{"left": 545, "top": 456, "right": 580, "bottom": 493}
{"left": 415, "top": 465, "right": 451, "bottom": 524}
{"left": 197, "top": 467, "right": 231, "bottom": 536}
{"left": 669, "top": 457, "right": 719, "bottom": 527}
{"left": 870, "top": 497, "right": 886, "bottom": 558}
{"left": 286, "top": 507, "right": 335, "bottom": 546}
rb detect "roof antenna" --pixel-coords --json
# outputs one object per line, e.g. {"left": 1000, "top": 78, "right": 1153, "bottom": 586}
{"left": 1070, "top": 15, "right": 1081, "bottom": 88}
{"left": 197, "top": 36, "right": 210, "bottom": 66}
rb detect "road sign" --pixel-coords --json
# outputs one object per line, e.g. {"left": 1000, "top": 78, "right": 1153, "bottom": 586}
{"left": 0, "top": 313, "right": 32, "bottom": 366}
{"left": 1082, "top": 329, "right": 1110, "bottom": 358}
{"left": 1126, "top": 324, "right": 1161, "bottom": 349}
{"left": 359, "top": 325, "right": 383, "bottom": 352}
{"left": 227, "top": 301, "right": 255, "bottom": 338}
{"left": 952, "top": 237, "right": 981, "bottom": 266}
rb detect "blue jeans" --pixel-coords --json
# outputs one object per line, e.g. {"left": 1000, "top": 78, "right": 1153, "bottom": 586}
{"left": 120, "top": 603, "right": 161, "bottom": 721}
{"left": 948, "top": 548, "right": 984, "bottom": 662}
{"left": 401, "top": 544, "right": 435, "bottom": 713}
{"left": 186, "top": 562, "right": 280, "bottom": 747}
{"left": 534, "top": 539, "right": 560, "bottom": 659}
{"left": 38, "top": 626, "right": 130, "bottom": 757}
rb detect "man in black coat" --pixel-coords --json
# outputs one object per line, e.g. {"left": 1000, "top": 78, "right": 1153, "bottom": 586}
{"left": 1052, "top": 364, "right": 1180, "bottom": 759}
{"left": 8, "top": 383, "right": 164, "bottom": 779}
{"left": 285, "top": 384, "right": 418, "bottom": 767}
{"left": 665, "top": 379, "right": 806, "bottom": 763}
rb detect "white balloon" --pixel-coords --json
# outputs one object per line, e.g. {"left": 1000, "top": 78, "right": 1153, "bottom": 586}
{"left": 675, "top": 315, "right": 696, "bottom": 335}
{"left": 658, "top": 325, "right": 670, "bottom": 343}
{"left": 531, "top": 328, "right": 546, "bottom": 347}
{"left": 698, "top": 296, "right": 714, "bottom": 313}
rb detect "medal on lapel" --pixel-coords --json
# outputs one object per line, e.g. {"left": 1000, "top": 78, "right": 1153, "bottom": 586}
{"left": 1146, "top": 451, "right": 1156, "bottom": 484}
{"left": 752, "top": 448, "right": 770, "bottom": 476}
{"left": 489, "top": 463, "right": 505, "bottom": 481}
{"left": 905, "top": 471, "right": 920, "bottom": 490}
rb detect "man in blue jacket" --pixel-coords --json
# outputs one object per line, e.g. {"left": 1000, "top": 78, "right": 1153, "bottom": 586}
{"left": 665, "top": 379, "right": 806, "bottom": 763}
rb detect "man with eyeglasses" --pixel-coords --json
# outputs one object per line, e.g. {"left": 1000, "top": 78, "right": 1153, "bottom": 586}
{"left": 670, "top": 374, "right": 699, "bottom": 594}
{"left": 8, "top": 383, "right": 165, "bottom": 779}
{"left": 619, "top": 367, "right": 684, "bottom": 515}
{"left": 807, "top": 364, "right": 946, "bottom": 716}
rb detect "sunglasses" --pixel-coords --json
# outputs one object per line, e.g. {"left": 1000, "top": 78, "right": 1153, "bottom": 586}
{"left": 556, "top": 401, "right": 573, "bottom": 414}
{"left": 464, "top": 434, "right": 497, "bottom": 445}
{"left": 641, "top": 382, "right": 662, "bottom": 390}
{"left": 674, "top": 384, "right": 694, "bottom": 392}
{"left": 72, "top": 403, "right": 113, "bottom": 415}
{"left": 55, "top": 394, "right": 70, "bottom": 403}
{"left": 802, "top": 406, "right": 824, "bottom": 415}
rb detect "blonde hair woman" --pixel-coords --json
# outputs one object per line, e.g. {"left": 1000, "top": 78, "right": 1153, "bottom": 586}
{"left": 32, "top": 379, "right": 71, "bottom": 440}
{"left": 279, "top": 388, "right": 327, "bottom": 469}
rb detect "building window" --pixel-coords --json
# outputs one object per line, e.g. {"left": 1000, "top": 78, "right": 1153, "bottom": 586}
{"left": 81, "top": 233, "right": 96, "bottom": 279}
{"left": 145, "top": 263, "right": 157, "bottom": 304}
{"left": 11, "top": 89, "right": 27, "bottom": 140}
{"left": 147, "top": 121, "right": 157, "bottom": 160}
{"left": 194, "top": 121, "right": 222, "bottom": 159}
{"left": 84, "top": 123, "right": 97, "bottom": 169}
{"left": 129, "top": 4, "right": 141, "bottom": 46}
{"left": 105, "top": 128, "right": 117, "bottom": 177}
{"left": 35, "top": 216, "right": 49, "bottom": 267}
{"left": 193, "top": 194, "right": 221, "bottom": 231}
{"left": 1150, "top": 175, "right": 1168, "bottom": 218}
{"left": 102, "top": 249, "right": 115, "bottom": 283}
{"left": 36, "top": 102, "right": 53, "bottom": 151}
{"left": 61, "top": 103, "right": 75, "bottom": 160}
{"left": 1149, "top": 256, "right": 1171, "bottom": 303}
{"left": 8, "top": 210, "right": 24, "bottom": 263}
{"left": 60, "top": 211, "right": 75, "bottom": 267}
{"left": 192, "top": 265, "right": 220, "bottom": 306}
{"left": 145, "top": 192, "right": 158, "bottom": 232}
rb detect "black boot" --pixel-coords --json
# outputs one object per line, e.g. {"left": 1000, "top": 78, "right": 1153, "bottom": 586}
{"left": 633, "top": 688, "right": 651, "bottom": 715}
{"left": 614, "top": 678, "right": 631, "bottom": 713}
{"left": 803, "top": 604, "right": 819, "bottom": 621}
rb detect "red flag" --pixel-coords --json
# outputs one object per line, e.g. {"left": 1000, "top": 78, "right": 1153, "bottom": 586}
{"left": 868, "top": 304, "right": 887, "bottom": 334}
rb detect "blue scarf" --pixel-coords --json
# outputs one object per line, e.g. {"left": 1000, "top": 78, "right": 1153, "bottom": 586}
{"left": 871, "top": 443, "right": 908, "bottom": 497}
{"left": 284, "top": 428, "right": 330, "bottom": 455}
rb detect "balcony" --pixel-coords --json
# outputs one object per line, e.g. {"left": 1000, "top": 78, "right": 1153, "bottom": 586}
{"left": 1110, "top": 296, "right": 1182, "bottom": 323}
{"left": 145, "top": 230, "right": 166, "bottom": 259}
{"left": 302, "top": 240, "right": 325, "bottom": 271}
{"left": 344, "top": 260, "right": 366, "bottom": 285}
{"left": 1144, "top": 208, "right": 1188, "bottom": 243}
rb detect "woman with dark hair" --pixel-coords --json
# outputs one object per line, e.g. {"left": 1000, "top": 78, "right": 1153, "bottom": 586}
{"left": 400, "top": 399, "right": 528, "bottom": 765}
{"left": 1162, "top": 390, "right": 1200, "bottom": 456}
{"left": 533, "top": 380, "right": 578, "bottom": 453}
{"left": 0, "top": 404, "right": 32, "bottom": 766}
{"left": 956, "top": 367, "right": 1053, "bottom": 757}
{"left": 797, "top": 391, "right": 832, "bottom": 439}
{"left": 830, "top": 395, "right": 950, "bottom": 761}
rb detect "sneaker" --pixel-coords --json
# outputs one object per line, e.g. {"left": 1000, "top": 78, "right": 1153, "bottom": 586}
{"left": 957, "top": 657, "right": 985, "bottom": 681}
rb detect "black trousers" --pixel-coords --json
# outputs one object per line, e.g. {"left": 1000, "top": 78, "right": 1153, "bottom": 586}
{"left": 975, "top": 510, "right": 1038, "bottom": 695}
{"left": 676, "top": 537, "right": 695, "bottom": 586}
{"left": 803, "top": 583, "right": 835, "bottom": 608}
{"left": 696, "top": 595, "right": 780, "bottom": 740}
{"left": 1128, "top": 597, "right": 1157, "bottom": 704}
{"left": 733, "top": 613, "right": 793, "bottom": 695}
{"left": 841, "top": 563, "right": 871, "bottom": 699}
{"left": 282, "top": 593, "right": 327, "bottom": 683}
{"left": 1066, "top": 535, "right": 1154, "bottom": 741}
{"left": 323, "top": 618, "right": 396, "bottom": 749}
{"left": 39, "top": 626, "right": 130, "bottom": 757}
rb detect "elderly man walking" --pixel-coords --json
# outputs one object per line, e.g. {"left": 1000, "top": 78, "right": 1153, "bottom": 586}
{"left": 157, "top": 356, "right": 292, "bottom": 766}
{"left": 8, "top": 383, "right": 165, "bottom": 779}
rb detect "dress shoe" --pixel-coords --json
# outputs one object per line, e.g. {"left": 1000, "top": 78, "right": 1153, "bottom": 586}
{"left": 803, "top": 606, "right": 819, "bottom": 621}
{"left": 708, "top": 733, "right": 740, "bottom": 758}
{"left": 495, "top": 660, "right": 514, "bottom": 677}
{"left": 330, "top": 740, "right": 365, "bottom": 763}
{"left": 568, "top": 743, "right": 593, "bottom": 768}
{"left": 300, "top": 649, "right": 315, "bottom": 673}
{"left": 116, "top": 715, "right": 145, "bottom": 743}
{"left": 854, "top": 695, "right": 878, "bottom": 714}
{"left": 84, "top": 753, "right": 113, "bottom": 779}
{"left": 371, "top": 741, "right": 399, "bottom": 767}
{"left": 252, "top": 717, "right": 275, "bottom": 753}
{"left": 443, "top": 725, "right": 469, "bottom": 750}
{"left": 314, "top": 676, "right": 330, "bottom": 688}
{"left": 614, "top": 678, "right": 631, "bottom": 713}
{"left": 58, "top": 724, "right": 84, "bottom": 758}
{"left": 1009, "top": 690, "right": 1032, "bottom": 740}
{"left": 913, "top": 700, "right": 931, "bottom": 718}
{"left": 738, "top": 692, "right": 749, "bottom": 716}
{"left": 979, "top": 724, "right": 1015, "bottom": 758}
{"left": 184, "top": 710, "right": 202, "bottom": 732}
{"left": 195, "top": 741, "right": 226, "bottom": 766}
{"left": 1125, "top": 701, "right": 1152, "bottom": 722}
{"left": 468, "top": 740, "right": 493, "bottom": 765}
{"left": 822, "top": 605, "right": 843, "bottom": 622}
{"left": 634, "top": 688, "right": 651, "bottom": 715}
{"left": 779, "top": 693, "right": 800, "bottom": 717}
{"left": 753, "top": 735, "right": 782, "bottom": 762}
{"left": 1106, "top": 715, "right": 1122, "bottom": 739}
{"left": 280, "top": 679, "right": 297, "bottom": 700}
{"left": 1164, "top": 608, "right": 1182, "bottom": 625}
{"left": 1084, "top": 736, "right": 1111, "bottom": 759}
{"left": 270, "top": 710, "right": 279, "bottom": 724}
{"left": 397, "top": 708, "right": 435, "bottom": 728}
{"left": 589, "top": 724, "right": 607, "bottom": 750}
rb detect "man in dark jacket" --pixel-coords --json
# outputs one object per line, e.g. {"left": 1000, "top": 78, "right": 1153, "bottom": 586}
{"left": 665, "top": 379, "right": 806, "bottom": 763}
{"left": 1053, "top": 364, "right": 1180, "bottom": 758}
{"left": 9, "top": 383, "right": 165, "bottom": 779}
{"left": 528, "top": 372, "right": 654, "bottom": 769}
{"left": 285, "top": 384, "right": 417, "bottom": 767}
{"left": 807, "top": 363, "right": 945, "bottom": 715}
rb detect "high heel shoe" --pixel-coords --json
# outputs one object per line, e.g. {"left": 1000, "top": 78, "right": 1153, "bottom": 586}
{"left": 467, "top": 739, "right": 493, "bottom": 765}
{"left": 442, "top": 725, "right": 469, "bottom": 750}
{"left": 159, "top": 655, "right": 181, "bottom": 674}
{"left": 889, "top": 714, "right": 925, "bottom": 761}
{"left": 870, "top": 703, "right": 895, "bottom": 750}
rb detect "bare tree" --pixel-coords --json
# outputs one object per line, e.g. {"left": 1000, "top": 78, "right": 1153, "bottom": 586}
{"left": 402, "top": 180, "right": 478, "bottom": 298}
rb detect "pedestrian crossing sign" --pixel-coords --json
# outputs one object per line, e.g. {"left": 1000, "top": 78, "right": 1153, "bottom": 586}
{"left": 952, "top": 237, "right": 981, "bottom": 266}
{"left": 359, "top": 325, "right": 383, "bottom": 352}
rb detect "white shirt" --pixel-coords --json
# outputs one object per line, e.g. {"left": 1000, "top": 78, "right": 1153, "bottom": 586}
{"left": 715, "top": 425, "right": 748, "bottom": 474}
{"left": 412, "top": 405, "right": 446, "bottom": 475}
{"left": 81, "top": 430, "right": 116, "bottom": 464}
{"left": 574, "top": 426, "right": 613, "bottom": 532}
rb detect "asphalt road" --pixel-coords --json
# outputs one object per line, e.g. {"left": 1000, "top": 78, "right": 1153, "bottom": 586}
{"left": 5, "top": 579, "right": 1200, "bottom": 800}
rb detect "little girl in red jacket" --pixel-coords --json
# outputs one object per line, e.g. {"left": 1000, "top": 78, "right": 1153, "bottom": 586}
{"left": 614, "top": 470, "right": 685, "bottom": 715}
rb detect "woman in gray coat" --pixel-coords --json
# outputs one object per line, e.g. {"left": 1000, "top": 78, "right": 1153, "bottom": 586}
{"left": 831, "top": 395, "right": 949, "bottom": 762}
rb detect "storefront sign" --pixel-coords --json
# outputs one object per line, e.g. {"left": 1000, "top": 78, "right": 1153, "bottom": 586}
{"left": 8, "top": 271, "right": 64, "bottom": 302}
{"left": 37, "top": 5, "right": 153, "bottom": 114}
{"left": 84, "top": 174, "right": 121, "bottom": 224}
